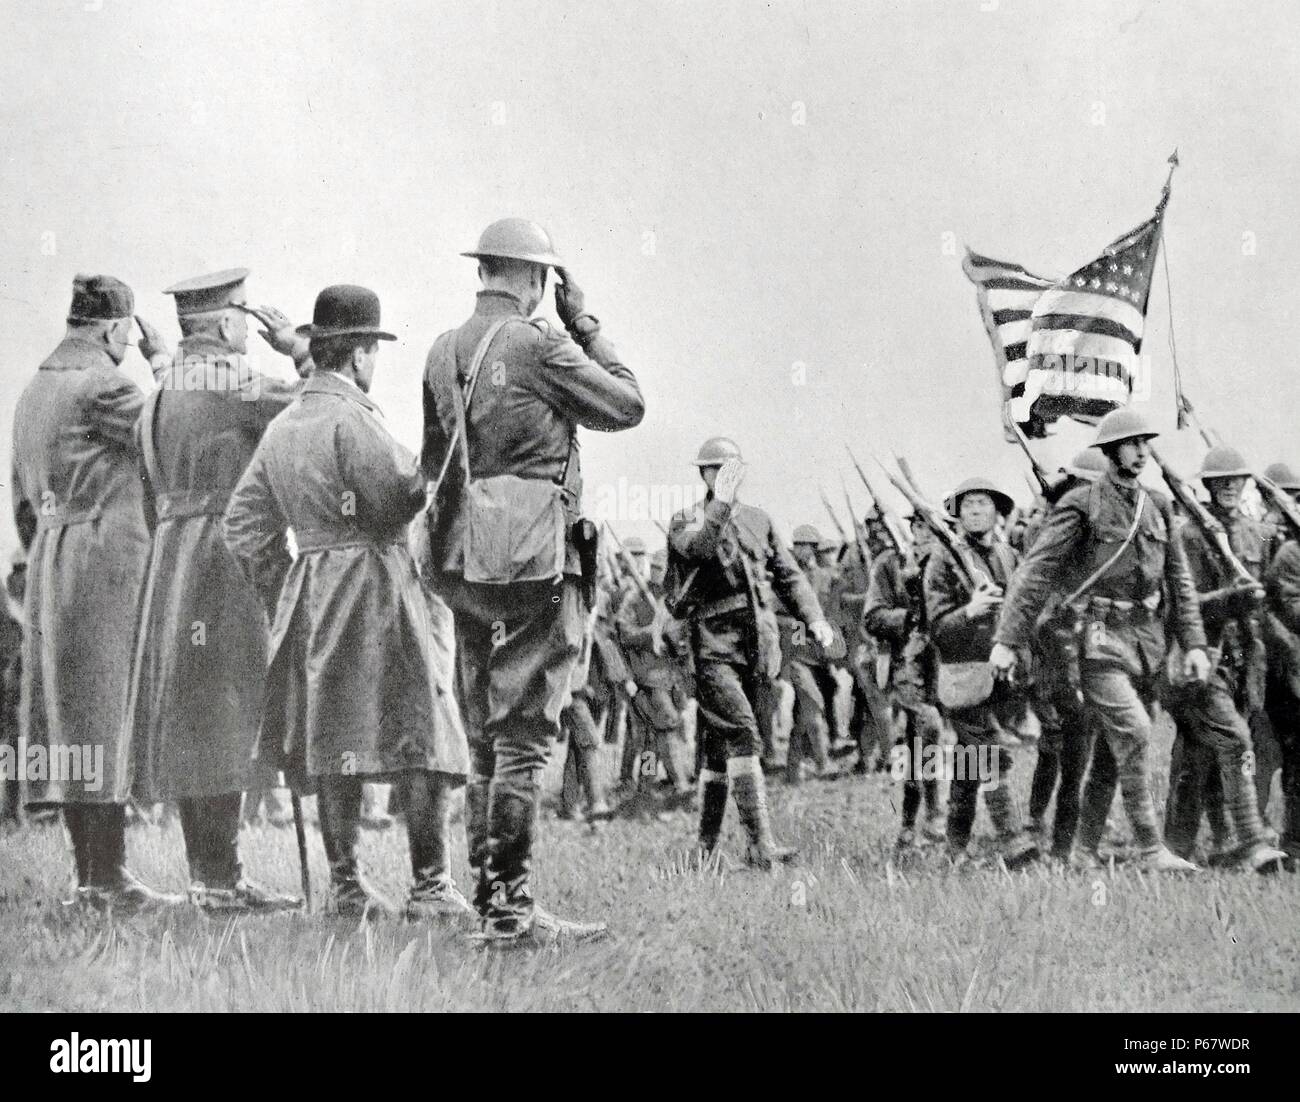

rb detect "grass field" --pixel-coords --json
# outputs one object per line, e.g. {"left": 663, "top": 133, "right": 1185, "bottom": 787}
{"left": 2, "top": 716, "right": 1297, "bottom": 1013}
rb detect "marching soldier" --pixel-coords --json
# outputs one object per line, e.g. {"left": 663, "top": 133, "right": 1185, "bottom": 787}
{"left": 783, "top": 525, "right": 839, "bottom": 783}
{"left": 1162, "top": 445, "right": 1285, "bottom": 872}
{"left": 1263, "top": 504, "right": 1300, "bottom": 870}
{"left": 225, "top": 284, "right": 473, "bottom": 921}
{"left": 991, "top": 409, "right": 1209, "bottom": 872}
{"left": 11, "top": 275, "right": 181, "bottom": 910}
{"left": 558, "top": 603, "right": 615, "bottom": 823}
{"left": 616, "top": 546, "right": 694, "bottom": 807}
{"left": 1023, "top": 449, "right": 1116, "bottom": 863}
{"left": 924, "top": 477, "right": 1037, "bottom": 867}
{"left": 666, "top": 438, "right": 834, "bottom": 867}
{"left": 421, "top": 219, "right": 643, "bottom": 945}
{"left": 127, "top": 269, "right": 305, "bottom": 913}
{"left": 864, "top": 511, "right": 945, "bottom": 848}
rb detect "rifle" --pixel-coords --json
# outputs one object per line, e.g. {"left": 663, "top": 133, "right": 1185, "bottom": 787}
{"left": 1150, "top": 446, "right": 1257, "bottom": 587}
{"left": 844, "top": 445, "right": 909, "bottom": 564}
{"left": 839, "top": 476, "right": 872, "bottom": 570}
{"left": 868, "top": 454, "right": 993, "bottom": 592}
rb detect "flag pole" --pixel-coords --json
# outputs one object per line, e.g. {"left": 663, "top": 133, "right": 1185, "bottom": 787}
{"left": 1156, "top": 149, "right": 1196, "bottom": 432}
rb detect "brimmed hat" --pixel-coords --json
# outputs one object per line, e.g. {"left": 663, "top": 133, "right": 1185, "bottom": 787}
{"left": 295, "top": 285, "right": 396, "bottom": 341}
{"left": 462, "top": 218, "right": 563, "bottom": 268}
{"left": 946, "top": 476, "right": 1014, "bottom": 517}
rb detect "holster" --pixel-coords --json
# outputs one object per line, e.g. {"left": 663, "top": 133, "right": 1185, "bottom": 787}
{"left": 573, "top": 518, "right": 599, "bottom": 611}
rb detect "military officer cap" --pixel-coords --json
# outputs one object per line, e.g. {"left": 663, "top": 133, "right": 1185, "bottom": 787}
{"left": 1263, "top": 462, "right": 1300, "bottom": 491}
{"left": 946, "top": 476, "right": 1014, "bottom": 518}
{"left": 67, "top": 273, "right": 134, "bottom": 322}
{"left": 624, "top": 535, "right": 647, "bottom": 555}
{"left": 791, "top": 524, "right": 822, "bottom": 545}
{"left": 163, "top": 268, "right": 251, "bottom": 317}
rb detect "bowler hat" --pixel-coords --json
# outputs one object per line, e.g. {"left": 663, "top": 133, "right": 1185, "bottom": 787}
{"left": 295, "top": 285, "right": 396, "bottom": 341}
{"left": 67, "top": 274, "right": 134, "bottom": 322}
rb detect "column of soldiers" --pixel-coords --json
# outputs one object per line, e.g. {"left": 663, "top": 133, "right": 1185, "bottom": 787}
{"left": 8, "top": 252, "right": 1297, "bottom": 953}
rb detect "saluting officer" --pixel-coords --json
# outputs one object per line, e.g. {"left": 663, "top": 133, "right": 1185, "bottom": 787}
{"left": 421, "top": 219, "right": 643, "bottom": 945}
{"left": 12, "top": 275, "right": 181, "bottom": 910}
{"left": 666, "top": 438, "right": 834, "bottom": 867}
{"left": 127, "top": 269, "right": 305, "bottom": 913}
{"left": 991, "top": 409, "right": 1207, "bottom": 872}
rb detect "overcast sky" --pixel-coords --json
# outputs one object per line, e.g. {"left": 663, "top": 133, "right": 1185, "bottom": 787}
{"left": 2, "top": 0, "right": 1298, "bottom": 555}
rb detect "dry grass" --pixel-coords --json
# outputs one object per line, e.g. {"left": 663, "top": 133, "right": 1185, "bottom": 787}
{"left": 1, "top": 718, "right": 1297, "bottom": 1013}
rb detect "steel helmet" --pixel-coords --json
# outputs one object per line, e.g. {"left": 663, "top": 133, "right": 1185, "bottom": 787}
{"left": 649, "top": 548, "right": 668, "bottom": 569}
{"left": 946, "top": 476, "right": 1014, "bottom": 518}
{"left": 693, "top": 436, "right": 743, "bottom": 468}
{"left": 1263, "top": 462, "right": 1300, "bottom": 491}
{"left": 791, "top": 524, "right": 822, "bottom": 545}
{"left": 1093, "top": 408, "right": 1159, "bottom": 448}
{"left": 462, "top": 218, "right": 563, "bottom": 267}
{"left": 1198, "top": 444, "right": 1252, "bottom": 481}
{"left": 1062, "top": 447, "right": 1108, "bottom": 482}
{"left": 624, "top": 535, "right": 647, "bottom": 555}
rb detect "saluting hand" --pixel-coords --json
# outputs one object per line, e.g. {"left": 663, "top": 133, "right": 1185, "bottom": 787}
{"left": 246, "top": 304, "right": 307, "bottom": 361}
{"left": 712, "top": 458, "right": 745, "bottom": 504}
{"left": 135, "top": 315, "right": 171, "bottom": 373}
{"left": 553, "top": 267, "right": 587, "bottom": 331}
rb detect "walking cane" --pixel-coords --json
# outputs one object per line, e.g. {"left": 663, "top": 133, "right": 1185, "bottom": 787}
{"left": 290, "top": 790, "right": 311, "bottom": 912}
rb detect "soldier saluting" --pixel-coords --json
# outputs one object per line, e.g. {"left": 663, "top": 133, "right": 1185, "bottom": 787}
{"left": 421, "top": 219, "right": 643, "bottom": 946}
{"left": 990, "top": 409, "right": 1209, "bottom": 872}
{"left": 666, "top": 438, "right": 834, "bottom": 868}
{"left": 12, "top": 275, "right": 181, "bottom": 910}
{"left": 127, "top": 269, "right": 306, "bottom": 914}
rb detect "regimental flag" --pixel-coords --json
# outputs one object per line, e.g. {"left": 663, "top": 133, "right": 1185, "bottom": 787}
{"left": 1019, "top": 201, "right": 1165, "bottom": 434}
{"left": 961, "top": 250, "right": 1056, "bottom": 439}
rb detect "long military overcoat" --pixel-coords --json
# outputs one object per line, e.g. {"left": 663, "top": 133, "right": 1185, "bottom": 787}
{"left": 127, "top": 341, "right": 299, "bottom": 800}
{"left": 10, "top": 337, "right": 149, "bottom": 804}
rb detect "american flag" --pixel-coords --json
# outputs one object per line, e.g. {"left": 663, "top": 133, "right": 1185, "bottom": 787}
{"left": 1020, "top": 203, "right": 1165, "bottom": 434}
{"left": 962, "top": 249, "right": 1055, "bottom": 438}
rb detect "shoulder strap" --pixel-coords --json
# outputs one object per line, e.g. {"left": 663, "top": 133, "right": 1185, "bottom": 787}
{"left": 431, "top": 318, "right": 510, "bottom": 494}
{"left": 1065, "top": 487, "right": 1147, "bottom": 607}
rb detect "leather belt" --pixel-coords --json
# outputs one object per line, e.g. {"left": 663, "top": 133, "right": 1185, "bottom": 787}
{"left": 294, "top": 528, "right": 405, "bottom": 553}
{"left": 156, "top": 490, "right": 229, "bottom": 520}
{"left": 692, "top": 593, "right": 750, "bottom": 621}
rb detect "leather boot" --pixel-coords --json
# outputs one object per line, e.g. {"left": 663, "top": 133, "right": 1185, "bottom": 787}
{"left": 474, "top": 772, "right": 607, "bottom": 947}
{"left": 63, "top": 806, "right": 92, "bottom": 887}
{"left": 318, "top": 776, "right": 395, "bottom": 918}
{"left": 70, "top": 804, "right": 183, "bottom": 912}
{"left": 181, "top": 794, "right": 299, "bottom": 914}
{"left": 728, "top": 755, "right": 797, "bottom": 869}
{"left": 465, "top": 775, "right": 493, "bottom": 914}
{"left": 403, "top": 771, "right": 474, "bottom": 926}
{"left": 696, "top": 770, "right": 730, "bottom": 858}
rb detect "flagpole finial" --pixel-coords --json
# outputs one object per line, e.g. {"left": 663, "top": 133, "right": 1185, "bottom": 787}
{"left": 1168, "top": 148, "right": 1180, "bottom": 167}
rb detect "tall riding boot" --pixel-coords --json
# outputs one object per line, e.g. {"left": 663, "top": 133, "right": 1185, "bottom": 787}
{"left": 465, "top": 775, "right": 493, "bottom": 915}
{"left": 478, "top": 769, "right": 607, "bottom": 946}
{"left": 728, "top": 755, "right": 797, "bottom": 869}
{"left": 403, "top": 771, "right": 474, "bottom": 925}
{"left": 696, "top": 769, "right": 730, "bottom": 857}
{"left": 318, "top": 775, "right": 394, "bottom": 917}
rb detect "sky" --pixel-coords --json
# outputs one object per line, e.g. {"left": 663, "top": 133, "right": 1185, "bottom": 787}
{"left": 2, "top": 0, "right": 1298, "bottom": 557}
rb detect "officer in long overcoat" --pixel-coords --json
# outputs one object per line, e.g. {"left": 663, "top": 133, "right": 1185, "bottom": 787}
{"left": 11, "top": 275, "right": 181, "bottom": 910}
{"left": 127, "top": 269, "right": 306, "bottom": 912}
